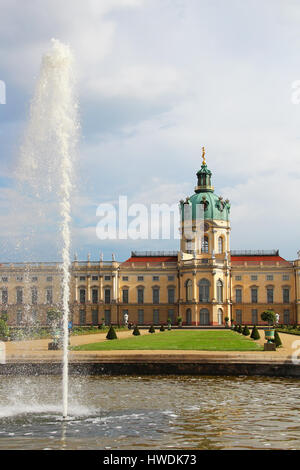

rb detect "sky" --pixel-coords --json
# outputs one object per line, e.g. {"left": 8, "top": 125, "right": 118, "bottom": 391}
{"left": 0, "top": 0, "right": 300, "bottom": 262}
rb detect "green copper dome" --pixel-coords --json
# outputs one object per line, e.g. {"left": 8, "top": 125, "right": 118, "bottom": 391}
{"left": 180, "top": 149, "right": 230, "bottom": 222}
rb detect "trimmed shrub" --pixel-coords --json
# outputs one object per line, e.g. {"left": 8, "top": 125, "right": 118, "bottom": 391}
{"left": 261, "top": 310, "right": 276, "bottom": 325}
{"left": 237, "top": 324, "right": 243, "bottom": 333}
{"left": 242, "top": 325, "right": 250, "bottom": 336}
{"left": 160, "top": 324, "right": 165, "bottom": 332}
{"left": 250, "top": 325, "right": 260, "bottom": 340}
{"left": 106, "top": 325, "right": 117, "bottom": 340}
{"left": 149, "top": 324, "right": 155, "bottom": 334}
{"left": 132, "top": 325, "right": 141, "bottom": 336}
{"left": 0, "top": 319, "right": 9, "bottom": 339}
{"left": 233, "top": 324, "right": 238, "bottom": 332}
{"left": 273, "top": 330, "right": 282, "bottom": 348}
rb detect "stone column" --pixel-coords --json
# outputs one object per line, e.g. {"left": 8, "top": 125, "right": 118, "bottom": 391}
{"left": 74, "top": 275, "right": 78, "bottom": 302}
{"left": 99, "top": 275, "right": 103, "bottom": 302}
{"left": 87, "top": 274, "right": 91, "bottom": 302}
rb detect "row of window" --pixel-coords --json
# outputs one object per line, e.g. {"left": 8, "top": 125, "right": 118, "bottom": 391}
{"left": 185, "top": 279, "right": 224, "bottom": 303}
{"left": 0, "top": 287, "right": 53, "bottom": 305}
{"left": 235, "top": 309, "right": 291, "bottom": 324}
{"left": 186, "top": 236, "right": 225, "bottom": 254}
{"left": 78, "top": 287, "right": 176, "bottom": 305}
{"left": 78, "top": 309, "right": 177, "bottom": 326}
{"left": 78, "top": 275, "right": 175, "bottom": 282}
{"left": 1, "top": 276, "right": 53, "bottom": 283}
{"left": 235, "top": 287, "right": 290, "bottom": 304}
{"left": 235, "top": 274, "right": 290, "bottom": 281}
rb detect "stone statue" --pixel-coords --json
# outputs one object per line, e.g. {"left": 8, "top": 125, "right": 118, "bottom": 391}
{"left": 123, "top": 312, "right": 128, "bottom": 325}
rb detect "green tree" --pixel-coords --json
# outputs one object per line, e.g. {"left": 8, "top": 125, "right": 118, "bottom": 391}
{"left": 273, "top": 330, "right": 282, "bottom": 348}
{"left": 132, "top": 325, "right": 141, "bottom": 336}
{"left": 250, "top": 325, "right": 260, "bottom": 340}
{"left": 106, "top": 325, "right": 118, "bottom": 340}
{"left": 261, "top": 310, "right": 276, "bottom": 325}
{"left": 242, "top": 325, "right": 250, "bottom": 336}
{"left": 47, "top": 309, "right": 62, "bottom": 328}
{"left": 0, "top": 319, "right": 9, "bottom": 339}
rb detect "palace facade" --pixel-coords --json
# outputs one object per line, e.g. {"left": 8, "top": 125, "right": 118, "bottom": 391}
{"left": 1, "top": 153, "right": 300, "bottom": 326}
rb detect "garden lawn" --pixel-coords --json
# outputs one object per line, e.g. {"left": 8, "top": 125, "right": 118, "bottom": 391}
{"left": 72, "top": 329, "right": 263, "bottom": 351}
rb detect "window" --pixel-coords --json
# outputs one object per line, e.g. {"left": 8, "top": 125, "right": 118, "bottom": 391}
{"left": 79, "top": 288, "right": 86, "bottom": 304}
{"left": 16, "top": 288, "right": 23, "bottom": 304}
{"left": 199, "top": 279, "right": 210, "bottom": 303}
{"left": 266, "top": 275, "right": 273, "bottom": 281}
{"left": 17, "top": 310, "right": 22, "bottom": 325}
{"left": 92, "top": 276, "right": 98, "bottom": 281}
{"left": 236, "top": 309, "right": 242, "bottom": 324}
{"left": 153, "top": 309, "right": 159, "bottom": 324}
{"left": 217, "top": 280, "right": 223, "bottom": 303}
{"left": 1, "top": 289, "right": 8, "bottom": 304}
{"left": 284, "top": 310, "right": 290, "bottom": 325}
{"left": 79, "top": 276, "right": 86, "bottom": 281}
{"left": 104, "top": 289, "right": 111, "bottom": 304}
{"left": 235, "top": 288, "right": 242, "bottom": 303}
{"left": 186, "top": 279, "right": 192, "bottom": 302}
{"left": 46, "top": 276, "right": 53, "bottom": 282}
{"left": 153, "top": 287, "right": 160, "bottom": 304}
{"left": 122, "top": 289, "right": 129, "bottom": 304}
{"left": 104, "top": 276, "right": 111, "bottom": 281}
{"left": 267, "top": 287, "right": 274, "bottom": 304}
{"left": 283, "top": 275, "right": 290, "bottom": 281}
{"left": 235, "top": 276, "right": 242, "bottom": 281}
{"left": 31, "top": 287, "right": 38, "bottom": 305}
{"left": 46, "top": 288, "right": 53, "bottom": 304}
{"left": 122, "top": 276, "right": 129, "bottom": 281}
{"left": 138, "top": 309, "right": 144, "bottom": 324}
{"left": 168, "top": 287, "right": 175, "bottom": 304}
{"left": 104, "top": 310, "right": 111, "bottom": 325}
{"left": 92, "top": 309, "right": 98, "bottom": 326}
{"left": 16, "top": 276, "right": 23, "bottom": 282}
{"left": 201, "top": 236, "right": 209, "bottom": 253}
{"left": 32, "top": 311, "right": 38, "bottom": 323}
{"left": 137, "top": 276, "right": 144, "bottom": 282}
{"left": 251, "top": 275, "right": 258, "bottom": 281}
{"left": 92, "top": 288, "right": 98, "bottom": 304}
{"left": 168, "top": 309, "right": 175, "bottom": 324}
{"left": 137, "top": 288, "right": 144, "bottom": 304}
{"left": 168, "top": 275, "right": 175, "bottom": 281}
{"left": 283, "top": 288, "right": 290, "bottom": 304}
{"left": 218, "top": 237, "right": 223, "bottom": 253}
{"left": 153, "top": 276, "right": 159, "bottom": 282}
{"left": 251, "top": 288, "right": 258, "bottom": 303}
{"left": 79, "top": 309, "right": 86, "bottom": 325}
{"left": 32, "top": 277, "right": 38, "bottom": 282}
{"left": 2, "top": 277, "right": 8, "bottom": 282}
{"left": 251, "top": 309, "right": 258, "bottom": 325}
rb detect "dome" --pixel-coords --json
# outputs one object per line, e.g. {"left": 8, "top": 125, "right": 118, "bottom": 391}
{"left": 180, "top": 148, "right": 230, "bottom": 222}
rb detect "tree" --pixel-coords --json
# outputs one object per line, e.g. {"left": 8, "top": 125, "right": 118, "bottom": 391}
{"left": 250, "top": 325, "right": 260, "bottom": 340}
{"left": 106, "top": 325, "right": 118, "bottom": 340}
{"left": 132, "top": 325, "right": 141, "bottom": 336}
{"left": 0, "top": 319, "right": 9, "bottom": 339}
{"left": 242, "top": 325, "right": 250, "bottom": 336}
{"left": 47, "top": 309, "right": 62, "bottom": 328}
{"left": 261, "top": 310, "right": 276, "bottom": 325}
{"left": 273, "top": 330, "right": 282, "bottom": 348}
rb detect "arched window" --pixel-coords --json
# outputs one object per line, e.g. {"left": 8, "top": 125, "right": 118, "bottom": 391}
{"left": 217, "top": 308, "right": 223, "bottom": 325}
{"left": 185, "top": 279, "right": 192, "bottom": 301}
{"left": 218, "top": 236, "right": 223, "bottom": 254}
{"left": 199, "top": 278, "right": 210, "bottom": 303}
{"left": 217, "top": 279, "right": 223, "bottom": 303}
{"left": 202, "top": 236, "right": 209, "bottom": 253}
{"left": 186, "top": 308, "right": 192, "bottom": 325}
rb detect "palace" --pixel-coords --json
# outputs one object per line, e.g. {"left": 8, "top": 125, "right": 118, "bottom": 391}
{"left": 1, "top": 151, "right": 300, "bottom": 327}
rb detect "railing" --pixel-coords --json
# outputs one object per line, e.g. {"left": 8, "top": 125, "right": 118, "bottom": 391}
{"left": 231, "top": 250, "right": 279, "bottom": 256}
{"left": 131, "top": 251, "right": 178, "bottom": 257}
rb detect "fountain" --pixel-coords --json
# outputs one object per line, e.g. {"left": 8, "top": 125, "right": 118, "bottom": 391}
{"left": 17, "top": 38, "right": 79, "bottom": 419}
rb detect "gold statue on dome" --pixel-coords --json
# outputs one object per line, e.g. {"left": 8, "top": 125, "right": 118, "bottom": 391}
{"left": 202, "top": 146, "right": 206, "bottom": 165}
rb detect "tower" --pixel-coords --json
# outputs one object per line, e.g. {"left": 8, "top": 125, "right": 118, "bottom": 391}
{"left": 178, "top": 148, "right": 232, "bottom": 325}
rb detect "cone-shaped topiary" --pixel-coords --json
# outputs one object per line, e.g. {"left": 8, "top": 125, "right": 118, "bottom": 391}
{"left": 238, "top": 324, "right": 243, "bottom": 333}
{"left": 273, "top": 330, "right": 282, "bottom": 348}
{"left": 132, "top": 325, "right": 140, "bottom": 336}
{"left": 233, "top": 324, "right": 238, "bottom": 332}
{"left": 250, "top": 325, "right": 260, "bottom": 340}
{"left": 160, "top": 324, "right": 165, "bottom": 332}
{"left": 242, "top": 325, "right": 250, "bottom": 336}
{"left": 106, "top": 325, "right": 118, "bottom": 340}
{"left": 149, "top": 324, "right": 155, "bottom": 333}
